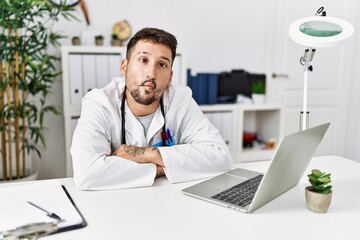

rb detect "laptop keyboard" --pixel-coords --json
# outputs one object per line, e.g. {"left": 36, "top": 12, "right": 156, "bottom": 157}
{"left": 211, "top": 174, "right": 263, "bottom": 207}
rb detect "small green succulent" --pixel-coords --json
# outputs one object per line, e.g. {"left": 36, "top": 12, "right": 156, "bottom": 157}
{"left": 307, "top": 169, "right": 332, "bottom": 194}
{"left": 111, "top": 33, "right": 119, "bottom": 40}
{"left": 251, "top": 80, "right": 266, "bottom": 94}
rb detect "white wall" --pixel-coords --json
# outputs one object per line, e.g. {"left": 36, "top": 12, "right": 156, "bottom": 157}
{"left": 345, "top": 4, "right": 360, "bottom": 162}
{"left": 54, "top": 0, "right": 274, "bottom": 73}
{"left": 36, "top": 0, "right": 360, "bottom": 179}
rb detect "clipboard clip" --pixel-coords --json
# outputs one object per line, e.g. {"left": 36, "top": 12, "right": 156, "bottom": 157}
{"left": 1, "top": 222, "right": 58, "bottom": 240}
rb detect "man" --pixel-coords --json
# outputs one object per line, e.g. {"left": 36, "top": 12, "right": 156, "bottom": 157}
{"left": 71, "top": 28, "right": 232, "bottom": 190}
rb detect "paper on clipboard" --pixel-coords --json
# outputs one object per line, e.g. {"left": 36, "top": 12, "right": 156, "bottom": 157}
{"left": 0, "top": 180, "right": 86, "bottom": 235}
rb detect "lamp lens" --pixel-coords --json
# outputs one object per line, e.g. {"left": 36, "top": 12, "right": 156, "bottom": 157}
{"left": 300, "top": 21, "right": 343, "bottom": 37}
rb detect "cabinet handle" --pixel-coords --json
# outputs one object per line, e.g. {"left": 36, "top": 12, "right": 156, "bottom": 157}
{"left": 272, "top": 73, "right": 289, "bottom": 79}
{"left": 74, "top": 89, "right": 79, "bottom": 93}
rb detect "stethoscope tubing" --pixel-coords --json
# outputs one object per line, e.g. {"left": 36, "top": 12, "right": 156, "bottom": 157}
{"left": 120, "top": 87, "right": 166, "bottom": 146}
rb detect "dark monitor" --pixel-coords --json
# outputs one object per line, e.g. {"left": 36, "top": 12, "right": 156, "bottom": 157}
{"left": 217, "top": 70, "right": 265, "bottom": 103}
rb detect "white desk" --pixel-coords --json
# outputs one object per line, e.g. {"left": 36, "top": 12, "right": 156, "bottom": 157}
{"left": 5, "top": 156, "right": 360, "bottom": 240}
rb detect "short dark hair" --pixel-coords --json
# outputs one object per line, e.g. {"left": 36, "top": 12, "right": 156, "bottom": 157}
{"left": 126, "top": 28, "right": 177, "bottom": 65}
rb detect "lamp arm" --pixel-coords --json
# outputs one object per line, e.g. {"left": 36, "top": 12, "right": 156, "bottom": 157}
{"left": 300, "top": 48, "right": 315, "bottom": 131}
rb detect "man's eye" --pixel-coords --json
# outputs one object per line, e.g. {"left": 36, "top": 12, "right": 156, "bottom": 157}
{"left": 139, "top": 58, "right": 148, "bottom": 63}
{"left": 159, "top": 62, "right": 168, "bottom": 68}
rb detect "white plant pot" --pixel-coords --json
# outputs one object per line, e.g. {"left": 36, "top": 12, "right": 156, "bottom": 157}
{"left": 305, "top": 186, "right": 332, "bottom": 213}
{"left": 252, "top": 93, "right": 266, "bottom": 104}
{"left": 0, "top": 168, "right": 38, "bottom": 183}
{"left": 0, "top": 144, "right": 37, "bottom": 182}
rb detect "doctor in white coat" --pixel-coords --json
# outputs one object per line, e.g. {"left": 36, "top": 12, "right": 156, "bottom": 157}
{"left": 70, "top": 28, "right": 233, "bottom": 190}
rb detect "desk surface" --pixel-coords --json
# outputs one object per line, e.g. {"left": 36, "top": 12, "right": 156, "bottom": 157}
{"left": 4, "top": 155, "right": 360, "bottom": 240}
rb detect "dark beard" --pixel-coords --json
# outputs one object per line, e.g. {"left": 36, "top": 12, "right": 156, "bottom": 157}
{"left": 130, "top": 88, "right": 157, "bottom": 105}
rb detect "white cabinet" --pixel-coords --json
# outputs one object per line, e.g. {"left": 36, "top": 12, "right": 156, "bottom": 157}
{"left": 200, "top": 104, "right": 283, "bottom": 163}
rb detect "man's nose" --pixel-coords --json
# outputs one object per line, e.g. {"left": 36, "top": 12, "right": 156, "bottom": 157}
{"left": 146, "top": 64, "right": 157, "bottom": 80}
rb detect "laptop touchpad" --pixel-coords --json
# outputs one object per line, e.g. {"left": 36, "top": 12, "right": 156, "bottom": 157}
{"left": 203, "top": 174, "right": 247, "bottom": 190}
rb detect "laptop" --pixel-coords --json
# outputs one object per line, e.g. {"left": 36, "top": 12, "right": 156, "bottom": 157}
{"left": 182, "top": 122, "right": 330, "bottom": 213}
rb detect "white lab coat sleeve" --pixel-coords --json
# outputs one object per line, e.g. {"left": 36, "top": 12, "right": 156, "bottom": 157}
{"left": 158, "top": 89, "right": 233, "bottom": 183}
{"left": 70, "top": 96, "right": 157, "bottom": 190}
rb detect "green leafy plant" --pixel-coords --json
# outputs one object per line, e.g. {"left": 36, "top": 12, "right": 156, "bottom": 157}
{"left": 110, "top": 33, "right": 122, "bottom": 46}
{"left": 111, "top": 33, "right": 119, "bottom": 40}
{"left": 0, "top": 0, "right": 75, "bottom": 180}
{"left": 251, "top": 80, "right": 266, "bottom": 94}
{"left": 307, "top": 169, "right": 332, "bottom": 194}
{"left": 95, "top": 35, "right": 104, "bottom": 40}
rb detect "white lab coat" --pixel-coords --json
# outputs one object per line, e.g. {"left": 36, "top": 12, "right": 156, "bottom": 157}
{"left": 71, "top": 78, "right": 233, "bottom": 190}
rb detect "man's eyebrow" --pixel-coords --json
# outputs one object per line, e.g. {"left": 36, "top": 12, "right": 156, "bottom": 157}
{"left": 136, "top": 51, "right": 171, "bottom": 64}
{"left": 159, "top": 56, "right": 171, "bottom": 64}
{"left": 136, "top": 51, "right": 149, "bottom": 55}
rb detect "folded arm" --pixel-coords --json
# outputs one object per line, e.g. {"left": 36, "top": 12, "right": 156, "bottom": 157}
{"left": 71, "top": 97, "right": 159, "bottom": 190}
{"left": 112, "top": 145, "right": 165, "bottom": 177}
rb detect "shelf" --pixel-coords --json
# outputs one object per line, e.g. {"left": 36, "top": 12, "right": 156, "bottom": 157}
{"left": 61, "top": 45, "right": 126, "bottom": 54}
{"left": 199, "top": 104, "right": 237, "bottom": 112}
{"left": 200, "top": 103, "right": 282, "bottom": 163}
{"left": 236, "top": 148, "right": 275, "bottom": 162}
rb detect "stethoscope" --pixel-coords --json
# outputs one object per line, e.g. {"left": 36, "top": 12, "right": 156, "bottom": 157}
{"left": 121, "top": 87, "right": 167, "bottom": 146}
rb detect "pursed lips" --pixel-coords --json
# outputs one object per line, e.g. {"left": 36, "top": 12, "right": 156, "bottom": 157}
{"left": 140, "top": 80, "right": 156, "bottom": 90}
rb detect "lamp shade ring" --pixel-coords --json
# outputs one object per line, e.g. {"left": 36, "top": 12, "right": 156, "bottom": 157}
{"left": 289, "top": 16, "right": 354, "bottom": 48}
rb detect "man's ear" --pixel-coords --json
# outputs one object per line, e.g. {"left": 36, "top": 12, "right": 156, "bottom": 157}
{"left": 120, "top": 59, "right": 128, "bottom": 76}
{"left": 167, "top": 70, "right": 173, "bottom": 88}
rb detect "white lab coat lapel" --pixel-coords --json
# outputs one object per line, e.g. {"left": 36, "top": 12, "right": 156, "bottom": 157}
{"left": 123, "top": 102, "right": 164, "bottom": 146}
{"left": 147, "top": 107, "right": 164, "bottom": 144}
{"left": 148, "top": 89, "right": 170, "bottom": 145}
{"left": 124, "top": 103, "right": 146, "bottom": 146}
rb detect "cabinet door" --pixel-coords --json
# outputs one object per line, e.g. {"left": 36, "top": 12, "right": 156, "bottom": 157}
{"left": 172, "top": 54, "right": 183, "bottom": 85}
{"left": 67, "top": 116, "right": 80, "bottom": 177}
{"left": 82, "top": 54, "right": 97, "bottom": 94}
{"left": 219, "top": 112, "right": 233, "bottom": 151}
{"left": 95, "top": 54, "right": 110, "bottom": 88}
{"left": 68, "top": 54, "right": 83, "bottom": 105}
{"left": 108, "top": 54, "right": 122, "bottom": 79}
{"left": 204, "top": 111, "right": 234, "bottom": 153}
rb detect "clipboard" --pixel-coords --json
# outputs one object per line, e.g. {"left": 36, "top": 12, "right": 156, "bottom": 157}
{"left": 0, "top": 180, "right": 87, "bottom": 239}
{"left": 57, "top": 185, "right": 87, "bottom": 233}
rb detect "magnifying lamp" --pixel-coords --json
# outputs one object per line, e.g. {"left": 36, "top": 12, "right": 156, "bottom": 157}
{"left": 289, "top": 7, "right": 354, "bottom": 131}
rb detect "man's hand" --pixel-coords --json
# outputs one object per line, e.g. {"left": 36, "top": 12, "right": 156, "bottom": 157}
{"left": 112, "top": 144, "right": 164, "bottom": 167}
{"left": 156, "top": 165, "right": 165, "bottom": 178}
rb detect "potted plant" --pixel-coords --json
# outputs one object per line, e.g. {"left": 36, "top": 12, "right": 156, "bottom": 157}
{"left": 0, "top": 0, "right": 74, "bottom": 181}
{"left": 251, "top": 80, "right": 266, "bottom": 104}
{"left": 72, "top": 36, "right": 81, "bottom": 46}
{"left": 110, "top": 33, "right": 121, "bottom": 46}
{"left": 305, "top": 169, "right": 333, "bottom": 213}
{"left": 95, "top": 35, "right": 104, "bottom": 46}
